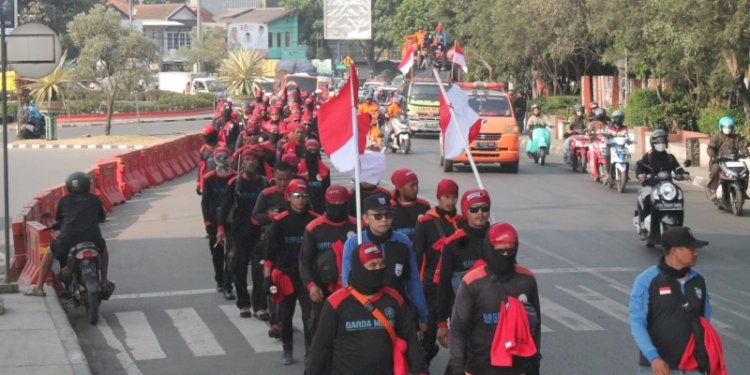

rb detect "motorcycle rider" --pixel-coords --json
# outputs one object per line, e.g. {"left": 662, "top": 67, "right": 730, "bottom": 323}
{"left": 384, "top": 98, "right": 404, "bottom": 150}
{"left": 706, "top": 116, "right": 749, "bottom": 200}
{"left": 635, "top": 130, "right": 685, "bottom": 240}
{"left": 525, "top": 104, "right": 546, "bottom": 135}
{"left": 601, "top": 110, "right": 631, "bottom": 184}
{"left": 587, "top": 107, "right": 608, "bottom": 134}
{"left": 25, "top": 172, "right": 110, "bottom": 297}
{"left": 563, "top": 104, "right": 588, "bottom": 163}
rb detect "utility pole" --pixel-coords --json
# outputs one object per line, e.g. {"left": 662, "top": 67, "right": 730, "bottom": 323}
{"left": 1, "top": 0, "right": 18, "bottom": 293}
{"left": 194, "top": 0, "right": 202, "bottom": 73}
{"left": 129, "top": 0, "right": 133, "bottom": 27}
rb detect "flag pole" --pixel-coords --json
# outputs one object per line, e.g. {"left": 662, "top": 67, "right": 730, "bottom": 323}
{"left": 450, "top": 41, "right": 456, "bottom": 81}
{"left": 349, "top": 64, "right": 363, "bottom": 244}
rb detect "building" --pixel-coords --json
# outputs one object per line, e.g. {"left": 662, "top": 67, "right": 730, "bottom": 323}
{"left": 188, "top": 0, "right": 281, "bottom": 18}
{"left": 216, "top": 7, "right": 300, "bottom": 60}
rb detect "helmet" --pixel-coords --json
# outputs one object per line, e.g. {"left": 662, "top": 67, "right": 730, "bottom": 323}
{"left": 650, "top": 129, "right": 668, "bottom": 148}
{"left": 589, "top": 101, "right": 599, "bottom": 111}
{"left": 594, "top": 108, "right": 605, "bottom": 118}
{"left": 366, "top": 94, "right": 374, "bottom": 101}
{"left": 718, "top": 116, "right": 735, "bottom": 134}
{"left": 573, "top": 104, "right": 584, "bottom": 112}
{"left": 530, "top": 103, "right": 541, "bottom": 110}
{"left": 65, "top": 172, "right": 91, "bottom": 194}
{"left": 612, "top": 109, "right": 624, "bottom": 119}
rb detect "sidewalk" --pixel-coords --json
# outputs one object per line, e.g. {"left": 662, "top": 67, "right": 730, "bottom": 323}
{"left": 0, "top": 286, "right": 91, "bottom": 375}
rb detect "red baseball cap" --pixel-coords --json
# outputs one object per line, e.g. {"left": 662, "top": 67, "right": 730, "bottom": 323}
{"left": 358, "top": 242, "right": 383, "bottom": 266}
{"left": 460, "top": 189, "right": 491, "bottom": 216}
{"left": 325, "top": 185, "right": 350, "bottom": 203}
{"left": 284, "top": 179, "right": 308, "bottom": 200}
{"left": 436, "top": 179, "right": 459, "bottom": 198}
{"left": 488, "top": 222, "right": 518, "bottom": 246}
{"left": 391, "top": 168, "right": 418, "bottom": 190}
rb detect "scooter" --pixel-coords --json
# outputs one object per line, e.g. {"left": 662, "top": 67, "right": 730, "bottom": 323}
{"left": 383, "top": 114, "right": 412, "bottom": 154}
{"left": 525, "top": 125, "right": 552, "bottom": 165}
{"left": 588, "top": 133, "right": 609, "bottom": 182}
{"left": 707, "top": 152, "right": 749, "bottom": 216}
{"left": 567, "top": 129, "right": 590, "bottom": 173}
{"left": 59, "top": 242, "right": 114, "bottom": 325}
{"left": 607, "top": 136, "right": 632, "bottom": 193}
{"left": 17, "top": 103, "right": 46, "bottom": 140}
{"left": 632, "top": 161, "right": 691, "bottom": 247}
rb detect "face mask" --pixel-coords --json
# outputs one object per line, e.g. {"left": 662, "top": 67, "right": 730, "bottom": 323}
{"left": 348, "top": 258, "right": 385, "bottom": 295}
{"left": 204, "top": 133, "right": 218, "bottom": 145}
{"left": 325, "top": 203, "right": 348, "bottom": 222}
{"left": 264, "top": 132, "right": 279, "bottom": 143}
{"left": 722, "top": 127, "right": 732, "bottom": 135}
{"left": 654, "top": 144, "right": 667, "bottom": 152}
{"left": 482, "top": 240, "right": 517, "bottom": 277}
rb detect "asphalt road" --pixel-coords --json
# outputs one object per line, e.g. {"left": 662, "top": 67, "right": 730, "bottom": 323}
{"left": 47, "top": 133, "right": 750, "bottom": 374}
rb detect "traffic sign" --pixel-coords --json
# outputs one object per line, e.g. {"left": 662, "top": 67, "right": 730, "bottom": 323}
{"left": 6, "top": 22, "right": 62, "bottom": 79}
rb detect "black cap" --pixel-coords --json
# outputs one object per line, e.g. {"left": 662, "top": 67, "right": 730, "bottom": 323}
{"left": 363, "top": 193, "right": 393, "bottom": 212}
{"left": 661, "top": 227, "right": 709, "bottom": 250}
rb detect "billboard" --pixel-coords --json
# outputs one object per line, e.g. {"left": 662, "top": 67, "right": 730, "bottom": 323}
{"left": 227, "top": 22, "right": 269, "bottom": 56}
{"left": 324, "top": 0, "right": 371, "bottom": 40}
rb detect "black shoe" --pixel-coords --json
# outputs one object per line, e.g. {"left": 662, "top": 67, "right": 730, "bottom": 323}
{"left": 216, "top": 283, "right": 223, "bottom": 292}
{"left": 223, "top": 289, "right": 236, "bottom": 300}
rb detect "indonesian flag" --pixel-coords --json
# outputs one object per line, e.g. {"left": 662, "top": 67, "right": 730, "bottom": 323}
{"left": 318, "top": 64, "right": 370, "bottom": 173}
{"left": 439, "top": 85, "right": 481, "bottom": 159}
{"left": 398, "top": 45, "right": 417, "bottom": 75}
{"left": 453, "top": 41, "right": 468, "bottom": 73}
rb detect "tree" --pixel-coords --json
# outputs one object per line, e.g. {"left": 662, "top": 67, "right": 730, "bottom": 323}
{"left": 68, "top": 5, "right": 160, "bottom": 135}
{"left": 179, "top": 26, "right": 227, "bottom": 73}
{"left": 19, "top": 0, "right": 98, "bottom": 35}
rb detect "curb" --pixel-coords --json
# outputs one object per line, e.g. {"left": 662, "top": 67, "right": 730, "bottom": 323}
{"left": 44, "top": 288, "right": 92, "bottom": 375}
{"left": 10, "top": 143, "right": 147, "bottom": 150}
{"left": 58, "top": 115, "right": 213, "bottom": 128}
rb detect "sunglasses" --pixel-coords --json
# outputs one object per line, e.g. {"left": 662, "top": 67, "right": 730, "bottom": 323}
{"left": 215, "top": 156, "right": 229, "bottom": 162}
{"left": 290, "top": 192, "right": 309, "bottom": 199}
{"left": 370, "top": 212, "right": 394, "bottom": 221}
{"left": 468, "top": 205, "right": 491, "bottom": 214}
{"left": 495, "top": 247, "right": 518, "bottom": 255}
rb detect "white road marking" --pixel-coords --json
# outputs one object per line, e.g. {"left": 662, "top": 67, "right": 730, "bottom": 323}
{"left": 539, "top": 296, "right": 604, "bottom": 331}
{"left": 165, "top": 308, "right": 226, "bottom": 357}
{"left": 541, "top": 324, "right": 554, "bottom": 333}
{"left": 109, "top": 288, "right": 217, "bottom": 300}
{"left": 557, "top": 285, "right": 630, "bottom": 324}
{"left": 97, "top": 314, "right": 143, "bottom": 375}
{"left": 115, "top": 311, "right": 167, "bottom": 361}
{"left": 219, "top": 305, "right": 281, "bottom": 353}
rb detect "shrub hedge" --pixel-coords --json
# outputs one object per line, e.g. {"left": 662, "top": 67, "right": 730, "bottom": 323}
{"left": 530, "top": 95, "right": 581, "bottom": 117}
{"left": 698, "top": 107, "right": 747, "bottom": 136}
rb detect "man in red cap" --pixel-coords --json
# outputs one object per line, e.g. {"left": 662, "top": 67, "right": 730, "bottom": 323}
{"left": 279, "top": 123, "right": 307, "bottom": 160}
{"left": 217, "top": 147, "right": 268, "bottom": 315}
{"left": 449, "top": 222, "right": 541, "bottom": 375}
{"left": 231, "top": 123, "right": 261, "bottom": 163}
{"left": 298, "top": 138, "right": 330, "bottom": 213}
{"left": 200, "top": 146, "right": 236, "bottom": 299}
{"left": 299, "top": 185, "right": 357, "bottom": 342}
{"left": 437, "top": 189, "right": 492, "bottom": 349}
{"left": 307, "top": 242, "right": 428, "bottom": 375}
{"left": 390, "top": 168, "right": 430, "bottom": 241}
{"left": 413, "top": 178, "right": 462, "bottom": 366}
{"left": 197, "top": 125, "right": 220, "bottom": 195}
{"left": 264, "top": 179, "right": 320, "bottom": 365}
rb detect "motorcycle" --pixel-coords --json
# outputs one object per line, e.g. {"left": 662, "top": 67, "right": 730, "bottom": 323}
{"left": 525, "top": 124, "right": 552, "bottom": 165}
{"left": 17, "top": 102, "right": 46, "bottom": 140}
{"left": 632, "top": 161, "right": 691, "bottom": 247}
{"left": 383, "top": 114, "right": 412, "bottom": 154}
{"left": 566, "top": 129, "right": 590, "bottom": 173}
{"left": 59, "top": 242, "right": 114, "bottom": 325}
{"left": 587, "top": 133, "right": 609, "bottom": 182}
{"left": 607, "top": 136, "right": 632, "bottom": 193}
{"left": 707, "top": 152, "right": 749, "bottom": 216}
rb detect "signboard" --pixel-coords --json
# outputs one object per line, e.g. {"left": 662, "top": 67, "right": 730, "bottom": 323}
{"left": 7, "top": 22, "right": 61, "bottom": 79}
{"left": 227, "top": 22, "right": 269, "bottom": 56}
{"left": 324, "top": 0, "right": 371, "bottom": 40}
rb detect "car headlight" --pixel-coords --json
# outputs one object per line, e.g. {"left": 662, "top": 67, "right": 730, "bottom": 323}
{"left": 659, "top": 183, "right": 678, "bottom": 201}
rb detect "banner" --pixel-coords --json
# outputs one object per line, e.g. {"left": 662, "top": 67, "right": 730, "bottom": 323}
{"left": 227, "top": 22, "right": 269, "bottom": 56}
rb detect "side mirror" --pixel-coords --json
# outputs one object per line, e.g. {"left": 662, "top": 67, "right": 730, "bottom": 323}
{"left": 683, "top": 160, "right": 692, "bottom": 168}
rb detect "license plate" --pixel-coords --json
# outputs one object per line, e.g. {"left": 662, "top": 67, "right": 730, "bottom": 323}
{"left": 475, "top": 142, "right": 495, "bottom": 149}
{"left": 657, "top": 202, "right": 683, "bottom": 210}
{"left": 425, "top": 122, "right": 438, "bottom": 128}
{"left": 726, "top": 161, "right": 745, "bottom": 168}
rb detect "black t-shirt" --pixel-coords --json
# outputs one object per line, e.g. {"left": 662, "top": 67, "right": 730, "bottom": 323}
{"left": 55, "top": 193, "right": 105, "bottom": 239}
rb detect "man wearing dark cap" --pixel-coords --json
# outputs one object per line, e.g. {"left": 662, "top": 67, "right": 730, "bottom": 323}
{"left": 347, "top": 181, "right": 392, "bottom": 217}
{"left": 390, "top": 168, "right": 431, "bottom": 241}
{"left": 299, "top": 185, "right": 357, "bottom": 341}
{"left": 341, "top": 194, "right": 430, "bottom": 334}
{"left": 449, "top": 222, "right": 541, "bottom": 375}
{"left": 630, "top": 227, "right": 715, "bottom": 375}
{"left": 264, "top": 179, "right": 320, "bottom": 365}
{"left": 413, "top": 178, "right": 462, "bottom": 366}
{"left": 306, "top": 242, "right": 427, "bottom": 375}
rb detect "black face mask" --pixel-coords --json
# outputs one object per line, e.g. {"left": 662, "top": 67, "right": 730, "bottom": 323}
{"left": 264, "top": 132, "right": 280, "bottom": 143}
{"left": 305, "top": 151, "right": 320, "bottom": 172}
{"left": 482, "top": 239, "right": 517, "bottom": 279}
{"left": 222, "top": 109, "right": 231, "bottom": 122}
{"left": 204, "top": 133, "right": 218, "bottom": 145}
{"left": 325, "top": 203, "right": 348, "bottom": 222}
{"left": 349, "top": 253, "right": 385, "bottom": 295}
{"left": 658, "top": 256, "right": 689, "bottom": 279}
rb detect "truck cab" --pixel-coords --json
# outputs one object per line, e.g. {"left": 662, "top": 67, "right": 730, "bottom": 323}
{"left": 441, "top": 82, "right": 520, "bottom": 173}
{"left": 405, "top": 79, "right": 450, "bottom": 133}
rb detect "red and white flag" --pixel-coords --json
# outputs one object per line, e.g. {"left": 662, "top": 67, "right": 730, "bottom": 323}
{"left": 317, "top": 64, "right": 370, "bottom": 173}
{"left": 398, "top": 45, "right": 417, "bottom": 75}
{"left": 439, "top": 85, "right": 481, "bottom": 159}
{"left": 453, "top": 41, "right": 468, "bottom": 73}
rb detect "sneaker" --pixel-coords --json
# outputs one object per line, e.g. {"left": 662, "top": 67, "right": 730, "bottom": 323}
{"left": 239, "top": 307, "right": 252, "bottom": 318}
{"left": 280, "top": 351, "right": 294, "bottom": 365}
{"left": 216, "top": 283, "right": 223, "bottom": 293}
{"left": 268, "top": 324, "right": 282, "bottom": 338}
{"left": 223, "top": 289, "right": 236, "bottom": 300}
{"left": 255, "top": 309, "right": 270, "bottom": 321}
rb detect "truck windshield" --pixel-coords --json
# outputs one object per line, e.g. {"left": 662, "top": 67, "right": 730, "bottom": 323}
{"left": 286, "top": 76, "right": 317, "bottom": 92}
{"left": 205, "top": 80, "right": 225, "bottom": 93}
{"left": 467, "top": 95, "right": 512, "bottom": 116}
{"left": 410, "top": 83, "right": 450, "bottom": 102}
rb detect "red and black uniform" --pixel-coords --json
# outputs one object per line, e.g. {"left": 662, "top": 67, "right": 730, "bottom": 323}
{"left": 218, "top": 173, "right": 266, "bottom": 309}
{"left": 251, "top": 186, "right": 286, "bottom": 228}
{"left": 299, "top": 215, "right": 357, "bottom": 337}
{"left": 197, "top": 143, "right": 217, "bottom": 194}
{"left": 436, "top": 224, "right": 488, "bottom": 327}
{"left": 265, "top": 208, "right": 320, "bottom": 353}
{"left": 298, "top": 158, "right": 331, "bottom": 213}
{"left": 201, "top": 170, "right": 236, "bottom": 291}
{"left": 347, "top": 186, "right": 392, "bottom": 217}
{"left": 449, "top": 266, "right": 541, "bottom": 375}
{"left": 306, "top": 287, "right": 427, "bottom": 375}
{"left": 413, "top": 207, "right": 461, "bottom": 361}
{"left": 390, "top": 196, "right": 430, "bottom": 241}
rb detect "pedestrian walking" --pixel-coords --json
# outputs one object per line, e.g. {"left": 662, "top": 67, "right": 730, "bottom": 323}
{"left": 390, "top": 168, "right": 430, "bottom": 241}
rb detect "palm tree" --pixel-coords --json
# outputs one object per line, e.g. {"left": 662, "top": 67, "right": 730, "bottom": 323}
{"left": 24, "top": 51, "right": 70, "bottom": 109}
{"left": 218, "top": 50, "right": 265, "bottom": 99}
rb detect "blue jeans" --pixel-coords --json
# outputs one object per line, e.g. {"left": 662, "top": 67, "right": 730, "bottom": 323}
{"left": 638, "top": 366, "right": 704, "bottom": 375}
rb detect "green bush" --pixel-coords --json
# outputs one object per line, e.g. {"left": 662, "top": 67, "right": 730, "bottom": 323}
{"left": 1, "top": 101, "right": 19, "bottom": 121}
{"left": 624, "top": 89, "right": 660, "bottom": 128}
{"left": 698, "top": 107, "right": 746, "bottom": 136}
{"left": 532, "top": 96, "right": 580, "bottom": 117}
{"left": 64, "top": 94, "right": 213, "bottom": 115}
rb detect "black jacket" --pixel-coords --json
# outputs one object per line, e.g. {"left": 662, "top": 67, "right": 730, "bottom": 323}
{"left": 266, "top": 208, "right": 319, "bottom": 278}
{"left": 218, "top": 173, "right": 266, "bottom": 235}
{"left": 413, "top": 207, "right": 461, "bottom": 286}
{"left": 390, "top": 196, "right": 430, "bottom": 241}
{"left": 635, "top": 151, "right": 681, "bottom": 184}
{"left": 299, "top": 215, "right": 356, "bottom": 292}
{"left": 437, "top": 224, "right": 488, "bottom": 325}
{"left": 201, "top": 170, "right": 235, "bottom": 225}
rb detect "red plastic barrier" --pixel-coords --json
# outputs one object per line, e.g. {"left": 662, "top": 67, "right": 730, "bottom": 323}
{"left": 156, "top": 143, "right": 176, "bottom": 181}
{"left": 189, "top": 134, "right": 201, "bottom": 166}
{"left": 10, "top": 213, "right": 28, "bottom": 281}
{"left": 141, "top": 147, "right": 164, "bottom": 186}
{"left": 34, "top": 187, "right": 64, "bottom": 219}
{"left": 87, "top": 167, "right": 112, "bottom": 213}
{"left": 132, "top": 150, "right": 151, "bottom": 189}
{"left": 176, "top": 138, "right": 193, "bottom": 173}
{"left": 166, "top": 141, "right": 186, "bottom": 176}
{"left": 95, "top": 158, "right": 127, "bottom": 206}
{"left": 112, "top": 153, "right": 142, "bottom": 198}
{"left": 18, "top": 221, "right": 60, "bottom": 292}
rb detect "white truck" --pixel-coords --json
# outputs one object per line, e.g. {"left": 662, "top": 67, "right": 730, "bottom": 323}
{"left": 158, "top": 72, "right": 224, "bottom": 95}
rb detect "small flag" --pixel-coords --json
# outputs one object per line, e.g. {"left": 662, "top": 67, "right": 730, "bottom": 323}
{"left": 398, "top": 45, "right": 417, "bottom": 75}
{"left": 453, "top": 41, "right": 468, "bottom": 73}
{"left": 659, "top": 286, "right": 671, "bottom": 295}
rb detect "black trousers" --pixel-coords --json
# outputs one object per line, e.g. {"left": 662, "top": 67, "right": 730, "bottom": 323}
{"left": 230, "top": 230, "right": 259, "bottom": 309}
{"left": 279, "top": 278, "right": 313, "bottom": 353}
{"left": 421, "top": 283, "right": 439, "bottom": 363}
{"left": 207, "top": 225, "right": 231, "bottom": 290}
